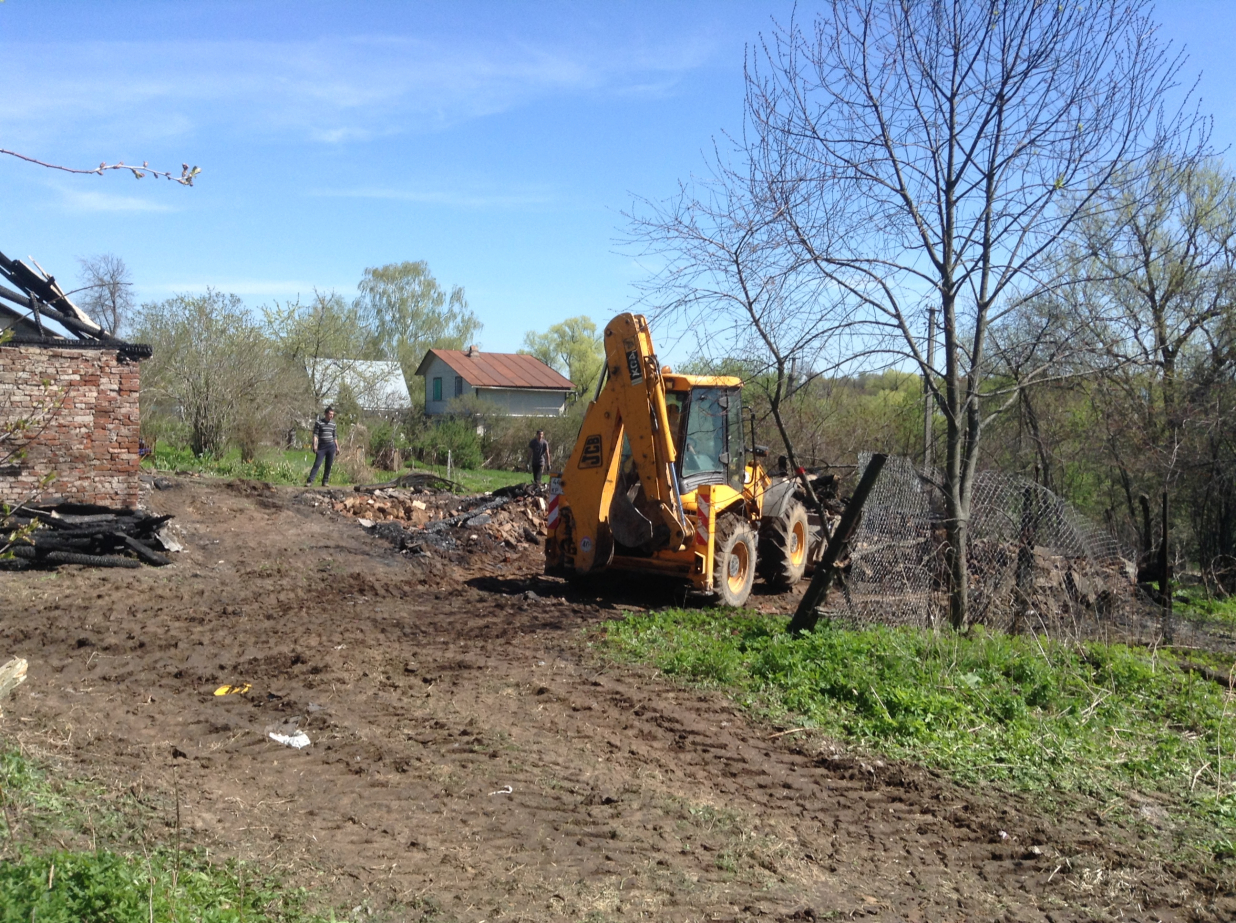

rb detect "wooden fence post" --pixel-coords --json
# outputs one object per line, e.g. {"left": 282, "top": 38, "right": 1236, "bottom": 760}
{"left": 1013, "top": 484, "right": 1038, "bottom": 635}
{"left": 788, "top": 454, "right": 887, "bottom": 635}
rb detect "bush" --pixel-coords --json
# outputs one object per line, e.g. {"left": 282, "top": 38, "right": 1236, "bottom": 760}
{"left": 368, "top": 420, "right": 407, "bottom": 470}
{"left": 413, "top": 417, "right": 483, "bottom": 470}
{"left": 135, "top": 292, "right": 308, "bottom": 458}
{"left": 438, "top": 396, "right": 585, "bottom": 471}
{"left": 338, "top": 449, "right": 376, "bottom": 485}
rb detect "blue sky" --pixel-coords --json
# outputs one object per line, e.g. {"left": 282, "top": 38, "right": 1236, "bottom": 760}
{"left": 1, "top": 1, "right": 1234, "bottom": 361}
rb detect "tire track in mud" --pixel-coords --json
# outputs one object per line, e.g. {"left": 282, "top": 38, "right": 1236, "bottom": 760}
{"left": 2, "top": 477, "right": 1230, "bottom": 922}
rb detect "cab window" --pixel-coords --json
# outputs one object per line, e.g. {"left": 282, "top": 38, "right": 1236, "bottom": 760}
{"left": 679, "top": 388, "right": 728, "bottom": 488}
{"left": 727, "top": 387, "right": 746, "bottom": 491}
{"left": 664, "top": 391, "right": 688, "bottom": 456}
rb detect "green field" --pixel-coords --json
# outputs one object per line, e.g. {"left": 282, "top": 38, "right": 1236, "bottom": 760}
{"left": 600, "top": 609, "right": 1236, "bottom": 860}
{"left": 141, "top": 443, "right": 531, "bottom": 493}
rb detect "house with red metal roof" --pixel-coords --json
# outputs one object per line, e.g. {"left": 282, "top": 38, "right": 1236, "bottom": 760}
{"left": 414, "top": 346, "right": 575, "bottom": 416}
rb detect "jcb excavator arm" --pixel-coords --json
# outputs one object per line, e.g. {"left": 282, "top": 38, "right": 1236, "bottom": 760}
{"left": 547, "top": 313, "right": 691, "bottom": 574}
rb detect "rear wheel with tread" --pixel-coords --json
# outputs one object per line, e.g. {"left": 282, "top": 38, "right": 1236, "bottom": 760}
{"left": 759, "top": 500, "right": 810, "bottom": 589}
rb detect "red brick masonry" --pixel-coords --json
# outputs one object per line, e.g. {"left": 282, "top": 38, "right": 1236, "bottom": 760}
{"left": 0, "top": 346, "right": 141, "bottom": 509}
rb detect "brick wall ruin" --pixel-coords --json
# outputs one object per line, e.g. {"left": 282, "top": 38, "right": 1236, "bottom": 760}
{"left": 0, "top": 346, "right": 142, "bottom": 509}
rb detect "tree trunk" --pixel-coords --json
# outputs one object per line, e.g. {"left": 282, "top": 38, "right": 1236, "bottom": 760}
{"left": 945, "top": 479, "right": 971, "bottom": 630}
{"left": 941, "top": 286, "right": 972, "bottom": 630}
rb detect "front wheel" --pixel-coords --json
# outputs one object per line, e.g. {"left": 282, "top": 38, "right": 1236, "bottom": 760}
{"left": 715, "top": 517, "right": 758, "bottom": 607}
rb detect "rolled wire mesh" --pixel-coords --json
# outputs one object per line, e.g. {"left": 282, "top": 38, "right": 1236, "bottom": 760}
{"left": 833, "top": 454, "right": 940, "bottom": 626}
{"left": 827, "top": 456, "right": 1236, "bottom": 655}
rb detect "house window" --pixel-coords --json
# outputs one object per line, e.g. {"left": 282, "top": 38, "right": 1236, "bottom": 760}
{"left": 454, "top": 376, "right": 464, "bottom": 397}
{"left": 432, "top": 377, "right": 442, "bottom": 402}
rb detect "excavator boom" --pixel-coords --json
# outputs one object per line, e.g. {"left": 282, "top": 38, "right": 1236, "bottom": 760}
{"left": 547, "top": 314, "right": 690, "bottom": 575}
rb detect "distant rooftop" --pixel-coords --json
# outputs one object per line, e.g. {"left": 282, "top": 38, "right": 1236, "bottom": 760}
{"left": 416, "top": 347, "right": 574, "bottom": 391}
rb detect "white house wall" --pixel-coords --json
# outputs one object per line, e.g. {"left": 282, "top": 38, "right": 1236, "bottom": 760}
{"left": 475, "top": 387, "right": 567, "bottom": 416}
{"left": 308, "top": 358, "right": 413, "bottom": 413}
{"left": 420, "top": 354, "right": 476, "bottom": 414}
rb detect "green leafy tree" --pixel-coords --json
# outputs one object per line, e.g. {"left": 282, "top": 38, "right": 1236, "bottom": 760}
{"left": 521, "top": 316, "right": 604, "bottom": 396}
{"left": 992, "top": 160, "right": 1236, "bottom": 577}
{"left": 355, "top": 261, "right": 481, "bottom": 386}
{"left": 1074, "top": 160, "right": 1236, "bottom": 510}
{"left": 135, "top": 291, "right": 287, "bottom": 458}
{"left": 263, "top": 290, "right": 375, "bottom": 411}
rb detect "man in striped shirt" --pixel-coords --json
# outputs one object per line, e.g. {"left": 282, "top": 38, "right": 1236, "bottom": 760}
{"left": 306, "top": 407, "right": 338, "bottom": 486}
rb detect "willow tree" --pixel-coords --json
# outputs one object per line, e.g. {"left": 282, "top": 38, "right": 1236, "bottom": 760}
{"left": 354, "top": 261, "right": 481, "bottom": 386}
{"left": 729, "top": 0, "right": 1203, "bottom": 627}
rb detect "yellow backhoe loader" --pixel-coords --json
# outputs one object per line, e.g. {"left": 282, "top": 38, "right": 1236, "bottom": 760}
{"left": 544, "top": 313, "right": 824, "bottom": 606}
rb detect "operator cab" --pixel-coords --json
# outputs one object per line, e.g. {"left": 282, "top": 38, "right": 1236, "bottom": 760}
{"left": 665, "top": 376, "right": 747, "bottom": 493}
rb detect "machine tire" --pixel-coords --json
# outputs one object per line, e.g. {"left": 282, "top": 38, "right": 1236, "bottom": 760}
{"left": 758, "top": 500, "right": 810, "bottom": 589}
{"left": 715, "top": 516, "right": 758, "bottom": 607}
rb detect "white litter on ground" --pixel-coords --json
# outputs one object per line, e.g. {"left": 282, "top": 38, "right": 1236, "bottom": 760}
{"left": 268, "top": 730, "right": 311, "bottom": 749}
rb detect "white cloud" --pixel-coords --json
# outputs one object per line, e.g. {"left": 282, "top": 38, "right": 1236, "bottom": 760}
{"left": 55, "top": 185, "right": 176, "bottom": 213}
{"left": 311, "top": 185, "right": 555, "bottom": 209}
{"left": 0, "top": 32, "right": 715, "bottom": 150}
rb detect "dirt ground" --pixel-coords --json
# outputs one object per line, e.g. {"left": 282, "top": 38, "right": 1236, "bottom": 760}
{"left": 3, "top": 476, "right": 1232, "bottom": 922}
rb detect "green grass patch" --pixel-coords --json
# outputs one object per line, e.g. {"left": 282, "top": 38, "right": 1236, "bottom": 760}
{"left": 1175, "top": 586, "right": 1236, "bottom": 627}
{"left": 142, "top": 443, "right": 363, "bottom": 485}
{"left": 601, "top": 609, "right": 1236, "bottom": 849}
{"left": 0, "top": 746, "right": 328, "bottom": 922}
{"left": 411, "top": 462, "right": 531, "bottom": 493}
{"left": 142, "top": 443, "right": 530, "bottom": 494}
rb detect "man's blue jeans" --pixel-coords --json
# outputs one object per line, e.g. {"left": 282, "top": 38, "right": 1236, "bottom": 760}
{"left": 307, "top": 444, "right": 336, "bottom": 485}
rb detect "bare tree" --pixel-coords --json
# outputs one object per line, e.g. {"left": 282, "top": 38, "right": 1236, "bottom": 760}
{"left": 74, "top": 254, "right": 134, "bottom": 336}
{"left": 727, "top": 0, "right": 1202, "bottom": 627}
{"left": 633, "top": 166, "right": 859, "bottom": 512}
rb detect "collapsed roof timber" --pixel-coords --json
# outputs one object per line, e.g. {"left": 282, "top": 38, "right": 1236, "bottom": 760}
{"left": 0, "top": 248, "right": 151, "bottom": 360}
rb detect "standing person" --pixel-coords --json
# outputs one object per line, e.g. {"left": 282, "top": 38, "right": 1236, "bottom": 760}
{"left": 306, "top": 407, "right": 338, "bottom": 487}
{"left": 528, "top": 429, "right": 550, "bottom": 487}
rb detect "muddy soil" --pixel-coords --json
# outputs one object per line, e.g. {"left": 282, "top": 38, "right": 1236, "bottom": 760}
{"left": 3, "top": 476, "right": 1231, "bottom": 922}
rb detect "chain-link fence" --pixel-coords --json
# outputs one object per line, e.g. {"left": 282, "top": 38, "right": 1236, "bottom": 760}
{"left": 829, "top": 455, "right": 1236, "bottom": 655}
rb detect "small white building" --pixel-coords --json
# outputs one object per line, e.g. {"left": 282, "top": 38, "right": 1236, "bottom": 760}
{"left": 307, "top": 358, "right": 413, "bottom": 413}
{"left": 415, "top": 346, "right": 574, "bottom": 416}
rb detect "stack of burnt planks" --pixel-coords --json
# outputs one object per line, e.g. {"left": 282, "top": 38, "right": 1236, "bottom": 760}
{"left": 4, "top": 505, "right": 174, "bottom": 568}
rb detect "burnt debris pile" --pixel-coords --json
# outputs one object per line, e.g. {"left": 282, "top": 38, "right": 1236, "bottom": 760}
{"left": 305, "top": 483, "right": 548, "bottom": 557}
{"left": 3, "top": 504, "right": 177, "bottom": 569}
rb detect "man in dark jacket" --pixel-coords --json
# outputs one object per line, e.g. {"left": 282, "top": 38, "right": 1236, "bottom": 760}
{"left": 306, "top": 407, "right": 338, "bottom": 486}
{"left": 528, "top": 429, "right": 550, "bottom": 487}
